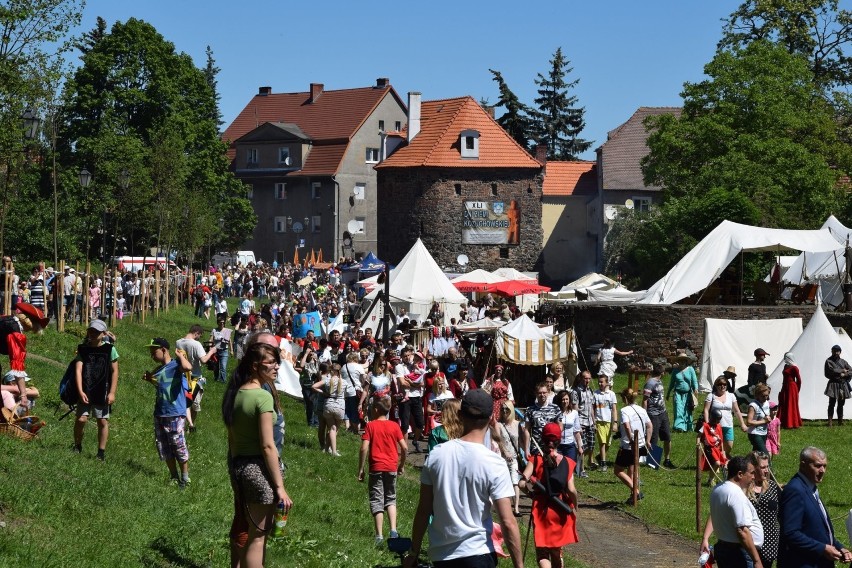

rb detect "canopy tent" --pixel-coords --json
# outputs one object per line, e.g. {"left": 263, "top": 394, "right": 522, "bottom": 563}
{"left": 450, "top": 269, "right": 509, "bottom": 293}
{"left": 342, "top": 251, "right": 386, "bottom": 274}
{"left": 364, "top": 239, "right": 465, "bottom": 326}
{"left": 781, "top": 216, "right": 852, "bottom": 308}
{"left": 544, "top": 272, "right": 625, "bottom": 301}
{"left": 491, "top": 280, "right": 550, "bottom": 297}
{"left": 495, "top": 314, "right": 574, "bottom": 365}
{"left": 766, "top": 305, "right": 852, "bottom": 420}
{"left": 455, "top": 317, "right": 506, "bottom": 334}
{"left": 492, "top": 267, "right": 537, "bottom": 281}
{"left": 699, "top": 317, "right": 803, "bottom": 391}
{"left": 587, "top": 288, "right": 646, "bottom": 302}
{"left": 637, "top": 220, "right": 844, "bottom": 305}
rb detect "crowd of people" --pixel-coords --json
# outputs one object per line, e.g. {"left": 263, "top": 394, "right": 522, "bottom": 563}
{"left": 4, "top": 255, "right": 852, "bottom": 568}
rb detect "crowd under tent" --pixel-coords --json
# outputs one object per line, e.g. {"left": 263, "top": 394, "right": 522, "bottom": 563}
{"left": 766, "top": 305, "right": 852, "bottom": 420}
{"left": 363, "top": 239, "right": 465, "bottom": 327}
{"left": 699, "top": 317, "right": 803, "bottom": 392}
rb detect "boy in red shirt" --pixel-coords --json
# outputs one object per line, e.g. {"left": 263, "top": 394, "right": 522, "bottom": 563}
{"left": 358, "top": 396, "right": 407, "bottom": 546}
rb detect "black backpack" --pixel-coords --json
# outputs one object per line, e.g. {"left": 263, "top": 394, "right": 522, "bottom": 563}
{"left": 59, "top": 361, "right": 78, "bottom": 407}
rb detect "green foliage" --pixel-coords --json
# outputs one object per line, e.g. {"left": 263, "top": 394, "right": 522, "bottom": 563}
{"left": 531, "top": 47, "right": 591, "bottom": 160}
{"left": 488, "top": 69, "right": 532, "bottom": 150}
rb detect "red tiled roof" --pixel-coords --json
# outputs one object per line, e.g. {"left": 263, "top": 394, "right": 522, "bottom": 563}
{"left": 287, "top": 144, "right": 348, "bottom": 177}
{"left": 542, "top": 161, "right": 597, "bottom": 196}
{"left": 222, "top": 84, "right": 404, "bottom": 173}
{"left": 376, "top": 96, "right": 541, "bottom": 169}
{"left": 597, "top": 106, "right": 681, "bottom": 191}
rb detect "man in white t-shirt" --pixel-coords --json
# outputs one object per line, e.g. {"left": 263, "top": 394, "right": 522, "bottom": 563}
{"left": 405, "top": 389, "right": 523, "bottom": 568}
{"left": 706, "top": 456, "right": 764, "bottom": 567}
{"left": 175, "top": 324, "right": 216, "bottom": 429}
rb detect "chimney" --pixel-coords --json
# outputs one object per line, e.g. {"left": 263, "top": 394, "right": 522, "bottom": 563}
{"left": 535, "top": 143, "right": 548, "bottom": 164}
{"left": 407, "top": 92, "right": 421, "bottom": 143}
{"left": 258, "top": 86, "right": 272, "bottom": 96}
{"left": 484, "top": 105, "right": 495, "bottom": 119}
{"left": 375, "top": 77, "right": 390, "bottom": 88}
{"left": 310, "top": 83, "right": 324, "bottom": 103}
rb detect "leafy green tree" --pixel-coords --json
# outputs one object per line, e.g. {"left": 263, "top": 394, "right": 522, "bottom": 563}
{"left": 488, "top": 69, "right": 532, "bottom": 150}
{"left": 720, "top": 0, "right": 852, "bottom": 89}
{"left": 531, "top": 48, "right": 591, "bottom": 159}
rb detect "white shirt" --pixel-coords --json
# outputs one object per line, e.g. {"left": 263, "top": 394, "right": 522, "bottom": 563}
{"left": 709, "top": 480, "right": 764, "bottom": 547}
{"left": 619, "top": 404, "right": 651, "bottom": 450}
{"left": 340, "top": 361, "right": 365, "bottom": 397}
{"left": 593, "top": 389, "right": 617, "bottom": 423}
{"left": 421, "top": 439, "right": 514, "bottom": 562}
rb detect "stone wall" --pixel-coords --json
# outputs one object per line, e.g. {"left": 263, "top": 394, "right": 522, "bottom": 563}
{"left": 538, "top": 303, "right": 852, "bottom": 368}
{"left": 377, "top": 167, "right": 543, "bottom": 271}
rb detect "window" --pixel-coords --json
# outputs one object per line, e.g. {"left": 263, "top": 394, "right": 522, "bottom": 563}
{"left": 275, "top": 251, "right": 286, "bottom": 264}
{"left": 246, "top": 184, "right": 254, "bottom": 199}
{"left": 312, "top": 215, "right": 322, "bottom": 233}
{"left": 246, "top": 148, "right": 258, "bottom": 164}
{"left": 274, "top": 183, "right": 287, "bottom": 200}
{"left": 633, "top": 196, "right": 652, "bottom": 212}
{"left": 454, "top": 183, "right": 461, "bottom": 196}
{"left": 354, "top": 183, "right": 365, "bottom": 200}
{"left": 499, "top": 247, "right": 509, "bottom": 259}
{"left": 274, "top": 216, "right": 287, "bottom": 233}
{"left": 278, "top": 147, "right": 290, "bottom": 165}
{"left": 311, "top": 182, "right": 321, "bottom": 199}
{"left": 365, "top": 148, "right": 380, "bottom": 163}
{"left": 353, "top": 217, "right": 366, "bottom": 234}
{"left": 395, "top": 121, "right": 401, "bottom": 131}
{"left": 460, "top": 129, "right": 480, "bottom": 158}
{"left": 491, "top": 183, "right": 498, "bottom": 196}
{"left": 378, "top": 120, "right": 385, "bottom": 131}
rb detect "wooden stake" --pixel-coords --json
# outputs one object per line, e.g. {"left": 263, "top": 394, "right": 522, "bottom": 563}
{"left": 84, "top": 262, "right": 90, "bottom": 328}
{"left": 695, "top": 441, "right": 702, "bottom": 533}
{"left": 155, "top": 268, "right": 161, "bottom": 317}
{"left": 58, "top": 260, "right": 65, "bottom": 332}
{"left": 631, "top": 430, "right": 640, "bottom": 506}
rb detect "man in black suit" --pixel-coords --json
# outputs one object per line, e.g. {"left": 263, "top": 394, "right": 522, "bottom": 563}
{"left": 779, "top": 447, "right": 852, "bottom": 568}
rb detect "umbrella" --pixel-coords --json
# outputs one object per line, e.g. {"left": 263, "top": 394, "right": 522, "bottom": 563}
{"left": 451, "top": 269, "right": 509, "bottom": 293}
{"left": 491, "top": 280, "right": 551, "bottom": 297}
{"left": 452, "top": 281, "right": 497, "bottom": 293}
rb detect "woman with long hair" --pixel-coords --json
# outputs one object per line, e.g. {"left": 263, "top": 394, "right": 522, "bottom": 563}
{"left": 427, "top": 398, "right": 462, "bottom": 451}
{"left": 426, "top": 373, "right": 454, "bottom": 432}
{"left": 222, "top": 343, "right": 293, "bottom": 568}
{"left": 519, "top": 422, "right": 579, "bottom": 567}
{"left": 498, "top": 400, "right": 523, "bottom": 516}
{"left": 312, "top": 363, "right": 346, "bottom": 456}
{"left": 614, "top": 388, "right": 651, "bottom": 503}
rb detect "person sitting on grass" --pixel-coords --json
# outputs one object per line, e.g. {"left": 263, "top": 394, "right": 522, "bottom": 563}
{"left": 358, "top": 396, "right": 407, "bottom": 547}
{"left": 701, "top": 409, "right": 728, "bottom": 487}
{"left": 142, "top": 337, "right": 193, "bottom": 488}
{"left": 73, "top": 319, "right": 119, "bottom": 461}
{"left": 613, "top": 388, "right": 652, "bottom": 504}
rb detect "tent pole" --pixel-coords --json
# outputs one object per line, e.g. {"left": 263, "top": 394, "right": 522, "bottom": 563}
{"left": 739, "top": 251, "right": 744, "bottom": 305}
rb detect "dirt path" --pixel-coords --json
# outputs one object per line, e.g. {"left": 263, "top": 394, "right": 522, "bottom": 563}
{"left": 406, "top": 450, "right": 698, "bottom": 568}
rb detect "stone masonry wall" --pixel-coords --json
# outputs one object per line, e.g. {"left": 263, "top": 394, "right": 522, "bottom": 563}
{"left": 377, "top": 167, "right": 543, "bottom": 271}
{"left": 539, "top": 303, "right": 852, "bottom": 369}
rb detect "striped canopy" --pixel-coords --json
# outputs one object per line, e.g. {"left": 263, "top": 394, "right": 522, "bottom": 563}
{"left": 495, "top": 314, "right": 573, "bottom": 365}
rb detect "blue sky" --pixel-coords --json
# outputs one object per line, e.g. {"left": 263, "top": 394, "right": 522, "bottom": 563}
{"left": 77, "top": 0, "right": 755, "bottom": 160}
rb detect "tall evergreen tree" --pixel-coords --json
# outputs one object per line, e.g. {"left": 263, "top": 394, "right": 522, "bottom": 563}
{"left": 531, "top": 48, "right": 591, "bottom": 160}
{"left": 488, "top": 69, "right": 532, "bottom": 150}
{"left": 204, "top": 45, "right": 223, "bottom": 131}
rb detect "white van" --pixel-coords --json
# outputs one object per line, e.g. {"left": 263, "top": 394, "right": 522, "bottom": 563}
{"left": 211, "top": 251, "right": 256, "bottom": 268}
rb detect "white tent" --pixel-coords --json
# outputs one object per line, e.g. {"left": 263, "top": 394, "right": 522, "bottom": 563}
{"left": 495, "top": 314, "right": 573, "bottom": 365}
{"left": 699, "top": 317, "right": 803, "bottom": 391}
{"left": 637, "top": 220, "right": 844, "bottom": 305}
{"left": 543, "top": 272, "right": 623, "bottom": 302}
{"left": 587, "top": 288, "right": 646, "bottom": 302}
{"left": 450, "top": 269, "right": 509, "bottom": 285}
{"left": 364, "top": 239, "right": 465, "bottom": 325}
{"left": 492, "top": 267, "right": 537, "bottom": 281}
{"left": 766, "top": 305, "right": 852, "bottom": 419}
{"left": 455, "top": 317, "right": 506, "bottom": 333}
{"left": 782, "top": 216, "right": 852, "bottom": 308}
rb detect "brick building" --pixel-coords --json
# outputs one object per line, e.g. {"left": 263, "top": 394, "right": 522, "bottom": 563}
{"left": 376, "top": 94, "right": 543, "bottom": 272}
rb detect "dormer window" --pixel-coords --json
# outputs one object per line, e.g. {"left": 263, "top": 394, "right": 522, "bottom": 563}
{"left": 460, "top": 130, "right": 479, "bottom": 159}
{"left": 278, "top": 147, "right": 290, "bottom": 165}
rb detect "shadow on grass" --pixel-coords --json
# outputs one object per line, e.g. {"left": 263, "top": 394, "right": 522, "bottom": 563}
{"left": 144, "top": 536, "right": 207, "bottom": 568}
{"left": 124, "top": 458, "right": 159, "bottom": 477}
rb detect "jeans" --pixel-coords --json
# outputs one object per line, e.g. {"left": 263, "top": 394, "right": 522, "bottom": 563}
{"left": 216, "top": 350, "right": 229, "bottom": 383}
{"left": 301, "top": 386, "right": 318, "bottom": 426}
{"left": 714, "top": 540, "right": 755, "bottom": 568}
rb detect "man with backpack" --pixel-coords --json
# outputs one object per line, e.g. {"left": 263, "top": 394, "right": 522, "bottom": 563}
{"left": 175, "top": 324, "right": 216, "bottom": 431}
{"left": 73, "top": 319, "right": 119, "bottom": 461}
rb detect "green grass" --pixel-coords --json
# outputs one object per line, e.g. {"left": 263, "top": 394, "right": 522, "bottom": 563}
{"left": 576, "top": 374, "right": 852, "bottom": 541}
{"left": 0, "top": 304, "right": 587, "bottom": 568}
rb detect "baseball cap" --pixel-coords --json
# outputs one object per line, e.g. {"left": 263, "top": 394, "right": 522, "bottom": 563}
{"left": 460, "top": 389, "right": 492, "bottom": 419}
{"left": 754, "top": 348, "right": 769, "bottom": 357}
{"left": 88, "top": 319, "right": 108, "bottom": 333}
{"left": 148, "top": 337, "right": 170, "bottom": 350}
{"left": 542, "top": 422, "right": 561, "bottom": 443}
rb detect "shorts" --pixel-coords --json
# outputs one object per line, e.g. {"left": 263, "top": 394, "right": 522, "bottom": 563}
{"left": 323, "top": 404, "right": 346, "bottom": 422}
{"left": 649, "top": 412, "right": 671, "bottom": 444}
{"left": 506, "top": 457, "right": 520, "bottom": 484}
{"left": 154, "top": 415, "right": 189, "bottom": 462}
{"left": 595, "top": 421, "right": 613, "bottom": 446}
{"left": 580, "top": 425, "right": 595, "bottom": 454}
{"left": 190, "top": 378, "right": 204, "bottom": 412}
{"left": 76, "top": 403, "right": 110, "bottom": 419}
{"left": 230, "top": 456, "right": 275, "bottom": 505}
{"left": 434, "top": 553, "right": 497, "bottom": 568}
{"left": 368, "top": 471, "right": 397, "bottom": 514}
{"left": 615, "top": 446, "right": 646, "bottom": 468}
{"left": 722, "top": 426, "right": 734, "bottom": 442}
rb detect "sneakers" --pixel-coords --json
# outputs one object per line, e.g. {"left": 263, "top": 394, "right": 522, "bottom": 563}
{"left": 663, "top": 459, "right": 676, "bottom": 469}
{"left": 72, "top": 444, "right": 82, "bottom": 453}
{"left": 412, "top": 441, "right": 421, "bottom": 454}
{"left": 600, "top": 465, "right": 608, "bottom": 472}
{"left": 374, "top": 536, "right": 384, "bottom": 547}
{"left": 625, "top": 492, "right": 645, "bottom": 505}
{"left": 389, "top": 530, "right": 400, "bottom": 539}
{"left": 332, "top": 450, "right": 341, "bottom": 457}
{"left": 96, "top": 449, "right": 105, "bottom": 462}
{"left": 578, "top": 471, "right": 589, "bottom": 478}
